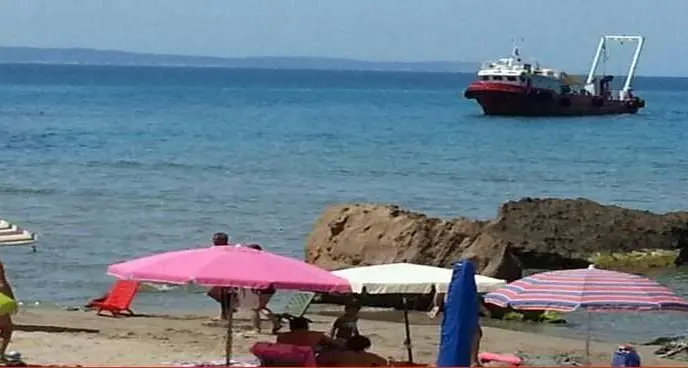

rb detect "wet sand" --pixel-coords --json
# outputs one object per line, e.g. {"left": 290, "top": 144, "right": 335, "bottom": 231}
{"left": 8, "top": 308, "right": 681, "bottom": 366}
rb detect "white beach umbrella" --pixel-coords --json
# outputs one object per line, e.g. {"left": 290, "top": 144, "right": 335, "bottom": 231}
{"left": 333, "top": 263, "right": 506, "bottom": 363}
{"left": 333, "top": 262, "right": 506, "bottom": 294}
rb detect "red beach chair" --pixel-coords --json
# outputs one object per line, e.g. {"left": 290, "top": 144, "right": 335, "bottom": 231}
{"left": 90, "top": 280, "right": 139, "bottom": 317}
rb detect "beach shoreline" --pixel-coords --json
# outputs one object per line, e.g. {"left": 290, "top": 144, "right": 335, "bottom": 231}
{"left": 7, "top": 307, "right": 682, "bottom": 366}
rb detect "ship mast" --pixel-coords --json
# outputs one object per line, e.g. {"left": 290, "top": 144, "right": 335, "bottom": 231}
{"left": 512, "top": 37, "right": 524, "bottom": 62}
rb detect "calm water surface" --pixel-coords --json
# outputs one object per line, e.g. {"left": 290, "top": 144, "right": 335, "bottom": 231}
{"left": 0, "top": 64, "right": 687, "bottom": 342}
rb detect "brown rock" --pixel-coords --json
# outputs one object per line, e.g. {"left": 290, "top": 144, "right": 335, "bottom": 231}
{"left": 461, "top": 233, "right": 522, "bottom": 282}
{"left": 304, "top": 203, "right": 518, "bottom": 280}
{"left": 305, "top": 198, "right": 688, "bottom": 281}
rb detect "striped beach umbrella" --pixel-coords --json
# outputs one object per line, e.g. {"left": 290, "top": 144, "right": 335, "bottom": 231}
{"left": 485, "top": 265, "right": 688, "bottom": 365}
{"left": 484, "top": 265, "right": 688, "bottom": 312}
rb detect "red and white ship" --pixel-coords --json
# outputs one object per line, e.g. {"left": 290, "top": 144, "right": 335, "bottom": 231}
{"left": 464, "top": 35, "right": 646, "bottom": 116}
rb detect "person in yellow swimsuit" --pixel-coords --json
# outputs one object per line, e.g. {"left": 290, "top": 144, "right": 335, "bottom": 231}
{"left": 0, "top": 260, "right": 16, "bottom": 360}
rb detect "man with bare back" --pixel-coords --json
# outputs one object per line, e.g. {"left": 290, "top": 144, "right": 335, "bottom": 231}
{"left": 0, "top": 261, "right": 16, "bottom": 359}
{"left": 208, "top": 232, "right": 233, "bottom": 320}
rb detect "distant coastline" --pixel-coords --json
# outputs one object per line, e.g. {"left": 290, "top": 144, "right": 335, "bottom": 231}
{"left": 0, "top": 46, "right": 479, "bottom": 73}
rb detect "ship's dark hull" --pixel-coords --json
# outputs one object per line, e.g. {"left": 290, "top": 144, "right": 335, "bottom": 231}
{"left": 464, "top": 82, "right": 645, "bottom": 117}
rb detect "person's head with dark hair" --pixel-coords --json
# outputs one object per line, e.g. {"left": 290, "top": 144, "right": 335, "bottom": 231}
{"left": 346, "top": 335, "right": 372, "bottom": 352}
{"left": 289, "top": 317, "right": 310, "bottom": 332}
{"left": 246, "top": 244, "right": 262, "bottom": 250}
{"left": 344, "top": 302, "right": 361, "bottom": 316}
{"left": 212, "top": 232, "right": 229, "bottom": 246}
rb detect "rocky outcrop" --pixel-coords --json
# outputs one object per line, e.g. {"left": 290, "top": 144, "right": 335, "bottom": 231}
{"left": 304, "top": 202, "right": 520, "bottom": 280}
{"left": 305, "top": 198, "right": 688, "bottom": 280}
{"left": 647, "top": 336, "right": 688, "bottom": 361}
{"left": 487, "top": 197, "right": 688, "bottom": 268}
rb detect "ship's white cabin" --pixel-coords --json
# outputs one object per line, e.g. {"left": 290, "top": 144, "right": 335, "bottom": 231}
{"left": 477, "top": 57, "right": 566, "bottom": 83}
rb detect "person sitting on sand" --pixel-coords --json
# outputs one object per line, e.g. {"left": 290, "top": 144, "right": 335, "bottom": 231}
{"left": 318, "top": 335, "right": 388, "bottom": 367}
{"left": 207, "top": 232, "right": 234, "bottom": 320}
{"left": 276, "top": 317, "right": 339, "bottom": 352}
{"left": 329, "top": 303, "right": 361, "bottom": 342}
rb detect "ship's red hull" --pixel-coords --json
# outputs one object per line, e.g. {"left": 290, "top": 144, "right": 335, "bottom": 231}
{"left": 464, "top": 82, "right": 645, "bottom": 117}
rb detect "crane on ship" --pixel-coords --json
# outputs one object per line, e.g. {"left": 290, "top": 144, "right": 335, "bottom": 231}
{"left": 584, "top": 35, "right": 645, "bottom": 101}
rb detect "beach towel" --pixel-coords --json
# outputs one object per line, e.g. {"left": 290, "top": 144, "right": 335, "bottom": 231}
{"left": 437, "top": 260, "right": 478, "bottom": 367}
{"left": 165, "top": 356, "right": 259, "bottom": 367}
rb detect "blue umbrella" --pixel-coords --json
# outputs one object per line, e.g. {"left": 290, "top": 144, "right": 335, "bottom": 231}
{"left": 437, "top": 260, "right": 478, "bottom": 367}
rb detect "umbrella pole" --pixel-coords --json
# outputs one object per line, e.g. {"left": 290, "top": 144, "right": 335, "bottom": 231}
{"left": 584, "top": 311, "right": 591, "bottom": 366}
{"left": 402, "top": 297, "right": 414, "bottom": 363}
{"left": 226, "top": 291, "right": 234, "bottom": 366}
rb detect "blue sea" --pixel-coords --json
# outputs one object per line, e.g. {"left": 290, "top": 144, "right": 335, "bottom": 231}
{"left": 1, "top": 63, "right": 687, "bottom": 343}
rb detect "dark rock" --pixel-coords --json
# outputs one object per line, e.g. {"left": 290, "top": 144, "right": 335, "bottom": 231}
{"left": 649, "top": 336, "right": 688, "bottom": 361}
{"left": 677, "top": 247, "right": 688, "bottom": 266}
{"left": 489, "top": 197, "right": 688, "bottom": 268}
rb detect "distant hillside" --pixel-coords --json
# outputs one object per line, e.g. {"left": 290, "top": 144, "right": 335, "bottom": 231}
{"left": 0, "top": 47, "right": 478, "bottom": 73}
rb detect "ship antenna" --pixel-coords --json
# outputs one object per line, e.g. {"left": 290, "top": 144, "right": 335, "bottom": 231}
{"left": 512, "top": 37, "right": 523, "bottom": 62}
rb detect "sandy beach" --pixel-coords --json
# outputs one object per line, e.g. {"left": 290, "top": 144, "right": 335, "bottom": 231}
{"left": 5, "top": 307, "right": 681, "bottom": 366}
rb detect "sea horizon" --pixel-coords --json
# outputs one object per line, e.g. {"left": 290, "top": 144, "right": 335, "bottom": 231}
{"left": 0, "top": 45, "right": 686, "bottom": 78}
{"left": 0, "top": 46, "right": 478, "bottom": 73}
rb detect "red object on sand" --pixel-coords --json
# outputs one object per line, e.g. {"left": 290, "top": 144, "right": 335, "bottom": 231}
{"left": 91, "top": 280, "right": 139, "bottom": 317}
{"left": 479, "top": 352, "right": 522, "bottom": 366}
{"left": 250, "top": 342, "right": 316, "bottom": 367}
{"left": 85, "top": 294, "right": 108, "bottom": 308}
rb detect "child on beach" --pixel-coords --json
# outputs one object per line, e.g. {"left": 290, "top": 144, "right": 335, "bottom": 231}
{"left": 330, "top": 303, "right": 361, "bottom": 342}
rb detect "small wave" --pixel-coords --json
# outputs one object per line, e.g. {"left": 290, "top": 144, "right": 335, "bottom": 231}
{"left": 138, "top": 282, "right": 207, "bottom": 294}
{"left": 0, "top": 185, "right": 57, "bottom": 195}
{"left": 83, "top": 159, "right": 228, "bottom": 172}
{"left": 140, "top": 282, "right": 180, "bottom": 292}
{"left": 84, "top": 159, "right": 145, "bottom": 169}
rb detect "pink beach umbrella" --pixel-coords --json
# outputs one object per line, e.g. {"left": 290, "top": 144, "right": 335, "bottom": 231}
{"left": 107, "top": 246, "right": 351, "bottom": 364}
{"left": 107, "top": 245, "right": 350, "bottom": 293}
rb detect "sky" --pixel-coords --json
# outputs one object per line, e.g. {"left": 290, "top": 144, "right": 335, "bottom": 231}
{"left": 0, "top": 0, "right": 684, "bottom": 76}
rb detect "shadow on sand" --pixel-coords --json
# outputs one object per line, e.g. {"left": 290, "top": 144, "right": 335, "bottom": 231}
{"left": 15, "top": 324, "right": 99, "bottom": 334}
